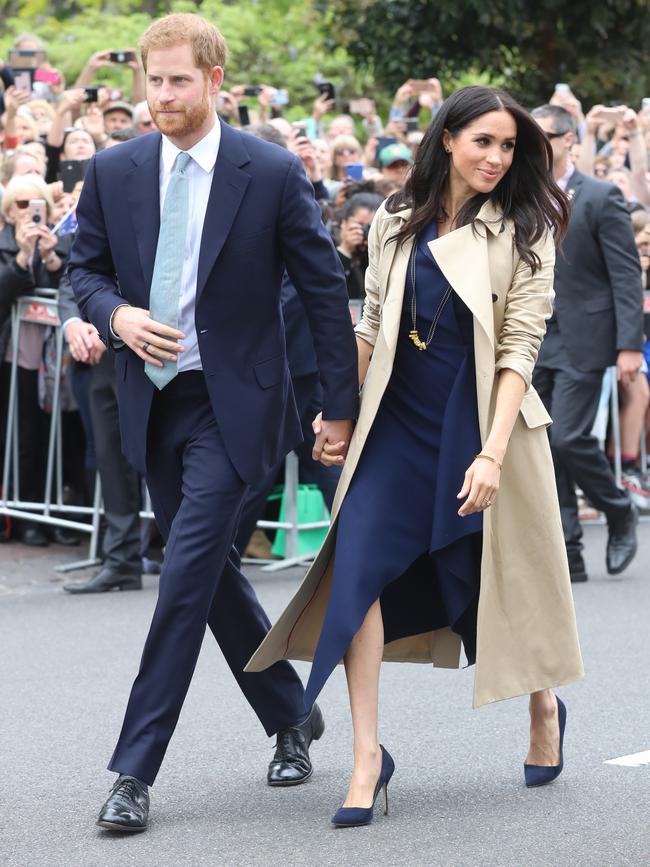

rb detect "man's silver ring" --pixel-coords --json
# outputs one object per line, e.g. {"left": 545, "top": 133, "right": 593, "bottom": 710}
{"left": 142, "top": 341, "right": 150, "bottom": 354}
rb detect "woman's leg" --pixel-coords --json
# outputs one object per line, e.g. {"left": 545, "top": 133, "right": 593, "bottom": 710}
{"left": 341, "top": 598, "right": 385, "bottom": 807}
{"left": 526, "top": 689, "right": 561, "bottom": 765}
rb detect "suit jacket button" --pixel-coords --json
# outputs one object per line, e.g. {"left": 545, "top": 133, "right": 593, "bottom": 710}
{"left": 492, "top": 293, "right": 498, "bottom": 303}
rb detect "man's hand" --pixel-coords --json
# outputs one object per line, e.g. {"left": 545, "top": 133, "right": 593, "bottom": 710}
{"left": 616, "top": 350, "right": 644, "bottom": 386}
{"left": 312, "top": 413, "right": 354, "bottom": 467}
{"left": 65, "top": 320, "right": 106, "bottom": 364}
{"left": 112, "top": 306, "right": 185, "bottom": 368}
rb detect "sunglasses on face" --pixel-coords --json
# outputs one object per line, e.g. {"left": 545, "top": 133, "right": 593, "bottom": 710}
{"left": 546, "top": 131, "right": 566, "bottom": 140}
{"left": 139, "top": 119, "right": 154, "bottom": 128}
{"left": 14, "top": 200, "right": 32, "bottom": 210}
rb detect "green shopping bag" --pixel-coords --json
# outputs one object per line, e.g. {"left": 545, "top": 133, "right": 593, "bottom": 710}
{"left": 271, "top": 484, "right": 330, "bottom": 557}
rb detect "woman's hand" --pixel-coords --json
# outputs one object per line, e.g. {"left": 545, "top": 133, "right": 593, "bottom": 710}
{"left": 35, "top": 225, "right": 58, "bottom": 258}
{"left": 15, "top": 221, "right": 40, "bottom": 263}
{"left": 457, "top": 456, "right": 501, "bottom": 516}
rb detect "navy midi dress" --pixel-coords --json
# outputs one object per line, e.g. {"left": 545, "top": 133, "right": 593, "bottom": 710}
{"left": 304, "top": 222, "right": 483, "bottom": 708}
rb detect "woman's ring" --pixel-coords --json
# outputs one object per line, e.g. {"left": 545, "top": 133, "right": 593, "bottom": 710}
{"left": 142, "top": 341, "right": 150, "bottom": 354}
{"left": 483, "top": 499, "right": 493, "bottom": 507}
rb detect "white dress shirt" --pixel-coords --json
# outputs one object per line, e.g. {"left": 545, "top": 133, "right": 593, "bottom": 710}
{"left": 159, "top": 120, "right": 221, "bottom": 371}
{"left": 557, "top": 161, "right": 575, "bottom": 192}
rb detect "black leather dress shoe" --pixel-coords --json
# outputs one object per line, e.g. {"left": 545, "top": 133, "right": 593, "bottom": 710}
{"left": 63, "top": 567, "right": 142, "bottom": 594}
{"left": 267, "top": 702, "right": 325, "bottom": 786}
{"left": 50, "top": 526, "right": 80, "bottom": 546}
{"left": 97, "top": 775, "right": 149, "bottom": 832}
{"left": 606, "top": 503, "right": 638, "bottom": 575}
{"left": 568, "top": 550, "right": 588, "bottom": 583}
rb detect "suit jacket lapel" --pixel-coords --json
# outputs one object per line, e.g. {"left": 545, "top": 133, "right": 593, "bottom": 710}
{"left": 566, "top": 168, "right": 584, "bottom": 206}
{"left": 196, "top": 120, "right": 251, "bottom": 302}
{"left": 126, "top": 132, "right": 162, "bottom": 291}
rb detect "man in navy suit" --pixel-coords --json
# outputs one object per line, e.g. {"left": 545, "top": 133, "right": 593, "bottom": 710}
{"left": 68, "top": 13, "right": 358, "bottom": 832}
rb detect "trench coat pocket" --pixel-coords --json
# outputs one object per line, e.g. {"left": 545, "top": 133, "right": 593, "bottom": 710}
{"left": 519, "top": 389, "right": 552, "bottom": 429}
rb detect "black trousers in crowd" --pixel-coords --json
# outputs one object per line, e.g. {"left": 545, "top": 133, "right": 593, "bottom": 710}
{"left": 88, "top": 353, "right": 141, "bottom": 575}
{"left": 533, "top": 326, "right": 630, "bottom": 556}
{"left": 0, "top": 362, "right": 48, "bottom": 508}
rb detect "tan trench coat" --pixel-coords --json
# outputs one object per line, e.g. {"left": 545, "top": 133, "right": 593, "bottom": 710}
{"left": 246, "top": 199, "right": 584, "bottom": 707}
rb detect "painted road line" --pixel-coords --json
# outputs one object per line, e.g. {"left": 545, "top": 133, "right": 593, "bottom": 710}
{"left": 604, "top": 750, "right": 650, "bottom": 767}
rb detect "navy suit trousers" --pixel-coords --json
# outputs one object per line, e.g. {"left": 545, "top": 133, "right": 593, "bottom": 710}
{"left": 108, "top": 372, "right": 307, "bottom": 785}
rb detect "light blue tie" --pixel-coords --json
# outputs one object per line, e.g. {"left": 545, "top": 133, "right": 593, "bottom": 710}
{"left": 145, "top": 150, "right": 191, "bottom": 390}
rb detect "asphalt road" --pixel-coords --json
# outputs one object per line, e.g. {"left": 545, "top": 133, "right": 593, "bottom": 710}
{"left": 1, "top": 521, "right": 648, "bottom": 867}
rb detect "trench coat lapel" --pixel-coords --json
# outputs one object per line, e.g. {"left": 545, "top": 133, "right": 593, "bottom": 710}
{"left": 427, "top": 201, "right": 502, "bottom": 351}
{"left": 379, "top": 208, "right": 411, "bottom": 351}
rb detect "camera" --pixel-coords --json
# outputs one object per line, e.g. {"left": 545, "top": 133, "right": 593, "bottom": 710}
{"left": 109, "top": 50, "right": 136, "bottom": 64}
{"left": 84, "top": 87, "right": 99, "bottom": 103}
{"left": 315, "top": 80, "right": 336, "bottom": 101}
{"left": 28, "top": 199, "right": 47, "bottom": 225}
{"left": 243, "top": 85, "right": 262, "bottom": 97}
{"left": 361, "top": 223, "right": 371, "bottom": 241}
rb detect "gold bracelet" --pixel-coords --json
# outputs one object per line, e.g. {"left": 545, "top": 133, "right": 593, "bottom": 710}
{"left": 475, "top": 453, "right": 502, "bottom": 470}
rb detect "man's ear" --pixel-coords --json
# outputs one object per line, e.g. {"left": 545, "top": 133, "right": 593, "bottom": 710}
{"left": 209, "top": 66, "right": 224, "bottom": 93}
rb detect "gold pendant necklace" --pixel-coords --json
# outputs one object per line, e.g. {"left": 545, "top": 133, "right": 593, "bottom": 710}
{"left": 408, "top": 235, "right": 453, "bottom": 351}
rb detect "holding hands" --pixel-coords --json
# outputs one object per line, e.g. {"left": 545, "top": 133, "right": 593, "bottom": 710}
{"left": 312, "top": 412, "right": 353, "bottom": 467}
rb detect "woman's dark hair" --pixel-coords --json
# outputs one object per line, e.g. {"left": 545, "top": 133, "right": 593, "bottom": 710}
{"left": 386, "top": 85, "right": 570, "bottom": 272}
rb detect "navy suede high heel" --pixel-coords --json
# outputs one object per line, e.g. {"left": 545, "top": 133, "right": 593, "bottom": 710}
{"left": 524, "top": 695, "right": 566, "bottom": 788}
{"left": 331, "top": 745, "right": 395, "bottom": 828}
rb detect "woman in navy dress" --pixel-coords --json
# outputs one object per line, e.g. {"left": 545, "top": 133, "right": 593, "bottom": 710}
{"left": 310, "top": 87, "right": 573, "bottom": 827}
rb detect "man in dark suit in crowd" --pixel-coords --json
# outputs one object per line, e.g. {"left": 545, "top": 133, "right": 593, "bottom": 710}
{"left": 532, "top": 104, "right": 644, "bottom": 583}
{"left": 58, "top": 273, "right": 143, "bottom": 592}
{"left": 68, "top": 13, "right": 358, "bottom": 832}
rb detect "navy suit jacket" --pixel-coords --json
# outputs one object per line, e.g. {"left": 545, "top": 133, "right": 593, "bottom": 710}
{"left": 68, "top": 121, "right": 358, "bottom": 483}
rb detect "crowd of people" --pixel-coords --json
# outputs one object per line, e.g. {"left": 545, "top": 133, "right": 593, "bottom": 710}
{"left": 0, "top": 29, "right": 648, "bottom": 577}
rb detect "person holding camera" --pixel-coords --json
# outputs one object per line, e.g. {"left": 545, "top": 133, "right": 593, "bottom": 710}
{"left": 0, "top": 174, "right": 72, "bottom": 546}
{"left": 44, "top": 89, "right": 97, "bottom": 183}
{"left": 74, "top": 48, "right": 144, "bottom": 106}
{"left": 336, "top": 192, "right": 383, "bottom": 299}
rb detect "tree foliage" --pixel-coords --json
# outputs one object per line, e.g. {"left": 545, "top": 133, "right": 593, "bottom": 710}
{"left": 321, "top": 0, "right": 650, "bottom": 108}
{"left": 0, "top": 0, "right": 368, "bottom": 114}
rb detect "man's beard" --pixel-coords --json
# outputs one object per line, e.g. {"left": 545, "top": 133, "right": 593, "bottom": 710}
{"left": 150, "top": 90, "right": 212, "bottom": 138}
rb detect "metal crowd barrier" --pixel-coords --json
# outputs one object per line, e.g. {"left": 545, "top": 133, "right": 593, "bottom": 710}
{"left": 3, "top": 295, "right": 644, "bottom": 568}
{"left": 0, "top": 291, "right": 329, "bottom": 573}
